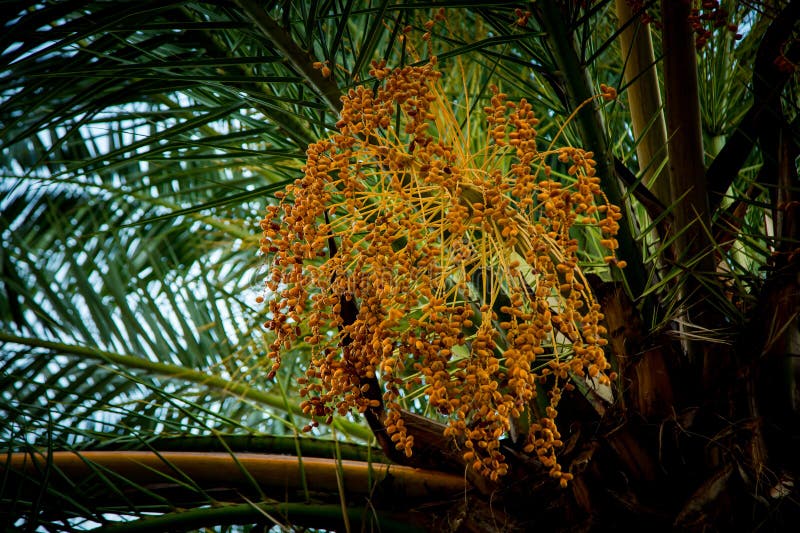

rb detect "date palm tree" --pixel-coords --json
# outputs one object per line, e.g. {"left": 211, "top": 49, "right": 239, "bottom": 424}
{"left": 2, "top": 1, "right": 798, "bottom": 531}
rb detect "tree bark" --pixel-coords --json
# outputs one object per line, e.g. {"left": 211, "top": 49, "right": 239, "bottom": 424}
{"left": 660, "top": 0, "right": 722, "bottom": 386}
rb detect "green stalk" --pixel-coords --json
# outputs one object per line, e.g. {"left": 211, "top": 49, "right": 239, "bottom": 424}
{"left": 0, "top": 333, "right": 372, "bottom": 441}
{"left": 7, "top": 451, "right": 467, "bottom": 514}
{"left": 97, "top": 502, "right": 425, "bottom": 533}
{"left": 100, "top": 435, "right": 387, "bottom": 463}
{"left": 535, "top": 2, "right": 646, "bottom": 300}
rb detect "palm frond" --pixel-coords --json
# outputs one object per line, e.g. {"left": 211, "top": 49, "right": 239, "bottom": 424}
{"left": 2, "top": 1, "right": 798, "bottom": 530}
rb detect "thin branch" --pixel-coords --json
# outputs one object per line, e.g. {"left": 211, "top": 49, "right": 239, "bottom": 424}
{"left": 614, "top": 156, "right": 670, "bottom": 225}
{"left": 101, "top": 435, "right": 389, "bottom": 464}
{"left": 235, "top": 0, "right": 343, "bottom": 115}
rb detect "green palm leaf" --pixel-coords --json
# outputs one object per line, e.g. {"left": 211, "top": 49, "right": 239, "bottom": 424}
{"left": 2, "top": 1, "right": 798, "bottom": 531}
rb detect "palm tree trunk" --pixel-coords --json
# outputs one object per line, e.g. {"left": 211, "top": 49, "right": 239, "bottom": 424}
{"left": 660, "top": 0, "right": 722, "bottom": 382}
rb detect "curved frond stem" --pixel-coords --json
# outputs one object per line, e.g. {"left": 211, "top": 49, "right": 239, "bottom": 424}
{"left": 0, "top": 333, "right": 372, "bottom": 441}
{"left": 5, "top": 450, "right": 465, "bottom": 515}
{"left": 535, "top": 1, "right": 647, "bottom": 300}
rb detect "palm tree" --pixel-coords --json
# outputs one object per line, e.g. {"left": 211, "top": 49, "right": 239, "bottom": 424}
{"left": 2, "top": 1, "right": 798, "bottom": 531}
